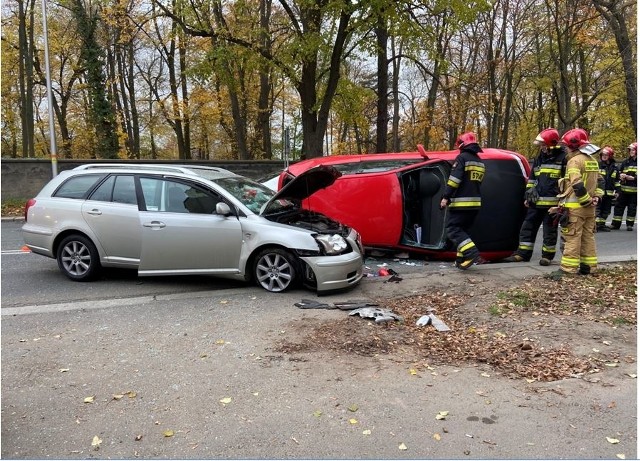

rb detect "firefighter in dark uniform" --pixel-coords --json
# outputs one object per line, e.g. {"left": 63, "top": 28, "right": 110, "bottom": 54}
{"left": 595, "top": 146, "right": 618, "bottom": 232}
{"left": 440, "top": 132, "right": 485, "bottom": 270}
{"left": 503, "top": 128, "right": 566, "bottom": 265}
{"left": 611, "top": 142, "right": 637, "bottom": 231}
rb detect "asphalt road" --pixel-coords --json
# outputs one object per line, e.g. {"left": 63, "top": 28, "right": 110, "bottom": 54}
{"left": 1, "top": 219, "right": 637, "bottom": 459}
{"left": 1, "top": 218, "right": 636, "bottom": 309}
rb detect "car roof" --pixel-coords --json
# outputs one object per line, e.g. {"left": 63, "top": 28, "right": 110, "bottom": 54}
{"left": 72, "top": 163, "right": 238, "bottom": 180}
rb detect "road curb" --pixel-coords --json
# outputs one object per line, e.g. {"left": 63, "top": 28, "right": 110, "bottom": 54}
{"left": 2, "top": 216, "right": 24, "bottom": 221}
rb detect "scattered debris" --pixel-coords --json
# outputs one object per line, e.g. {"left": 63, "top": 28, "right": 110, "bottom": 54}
{"left": 349, "top": 307, "right": 403, "bottom": 323}
{"left": 294, "top": 299, "right": 335, "bottom": 309}
{"left": 416, "top": 313, "right": 451, "bottom": 331}
{"left": 294, "top": 299, "right": 379, "bottom": 310}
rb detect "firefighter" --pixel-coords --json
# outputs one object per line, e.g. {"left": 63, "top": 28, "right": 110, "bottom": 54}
{"left": 595, "top": 146, "right": 618, "bottom": 232}
{"left": 548, "top": 128, "right": 604, "bottom": 279}
{"left": 611, "top": 142, "right": 637, "bottom": 231}
{"left": 503, "top": 128, "right": 566, "bottom": 265}
{"left": 440, "top": 131, "right": 485, "bottom": 270}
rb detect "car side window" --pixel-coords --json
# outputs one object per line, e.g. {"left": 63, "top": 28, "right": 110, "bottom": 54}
{"left": 112, "top": 176, "right": 137, "bottom": 204}
{"left": 88, "top": 175, "right": 137, "bottom": 205}
{"left": 89, "top": 176, "right": 116, "bottom": 202}
{"left": 139, "top": 178, "right": 221, "bottom": 214}
{"left": 54, "top": 174, "right": 106, "bottom": 199}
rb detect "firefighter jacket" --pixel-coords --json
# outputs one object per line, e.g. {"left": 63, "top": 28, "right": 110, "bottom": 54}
{"left": 599, "top": 159, "right": 618, "bottom": 197}
{"left": 443, "top": 143, "right": 485, "bottom": 210}
{"left": 526, "top": 146, "right": 566, "bottom": 207}
{"left": 616, "top": 156, "right": 637, "bottom": 194}
{"left": 557, "top": 151, "right": 604, "bottom": 211}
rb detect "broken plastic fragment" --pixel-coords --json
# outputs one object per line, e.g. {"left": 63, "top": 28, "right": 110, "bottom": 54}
{"left": 349, "top": 307, "right": 403, "bottom": 323}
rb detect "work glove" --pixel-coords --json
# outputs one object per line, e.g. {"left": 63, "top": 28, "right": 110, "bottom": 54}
{"left": 524, "top": 187, "right": 539, "bottom": 205}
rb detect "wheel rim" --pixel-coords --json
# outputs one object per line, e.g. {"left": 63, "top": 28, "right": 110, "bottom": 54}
{"left": 255, "top": 253, "right": 293, "bottom": 292}
{"left": 61, "top": 240, "right": 92, "bottom": 277}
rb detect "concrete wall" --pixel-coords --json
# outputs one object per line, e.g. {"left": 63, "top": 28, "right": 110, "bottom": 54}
{"left": 1, "top": 159, "right": 288, "bottom": 200}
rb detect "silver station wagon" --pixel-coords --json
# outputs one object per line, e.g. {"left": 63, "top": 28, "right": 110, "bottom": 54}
{"left": 22, "top": 164, "right": 364, "bottom": 293}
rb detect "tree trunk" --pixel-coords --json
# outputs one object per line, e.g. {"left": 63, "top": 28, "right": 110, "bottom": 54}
{"left": 375, "top": 14, "right": 388, "bottom": 154}
{"left": 593, "top": 0, "right": 637, "bottom": 134}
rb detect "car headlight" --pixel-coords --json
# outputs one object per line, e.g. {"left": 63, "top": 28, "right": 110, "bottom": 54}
{"left": 314, "top": 234, "right": 348, "bottom": 255}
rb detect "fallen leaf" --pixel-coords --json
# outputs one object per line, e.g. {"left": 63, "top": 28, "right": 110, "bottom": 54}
{"left": 313, "top": 410, "right": 322, "bottom": 417}
{"left": 220, "top": 300, "right": 228, "bottom": 304}
{"left": 127, "top": 391, "right": 137, "bottom": 398}
{"left": 91, "top": 435, "right": 102, "bottom": 448}
{"left": 349, "top": 418, "right": 358, "bottom": 424}
{"left": 135, "top": 435, "right": 143, "bottom": 441}
{"left": 84, "top": 396, "right": 95, "bottom": 403}
{"left": 605, "top": 363, "right": 619, "bottom": 367}
{"left": 616, "top": 454, "right": 625, "bottom": 459}
{"left": 607, "top": 437, "right": 620, "bottom": 444}
{"left": 398, "top": 443, "right": 407, "bottom": 450}
{"left": 627, "top": 374, "right": 637, "bottom": 378}
{"left": 433, "top": 433, "right": 441, "bottom": 441}
{"left": 59, "top": 368, "right": 70, "bottom": 373}
{"left": 215, "top": 339, "right": 225, "bottom": 345}
{"left": 481, "top": 372, "right": 491, "bottom": 378}
{"left": 409, "top": 369, "right": 418, "bottom": 375}
{"left": 163, "top": 430, "right": 174, "bottom": 437}
{"left": 220, "top": 397, "right": 232, "bottom": 405}
{"left": 113, "top": 394, "right": 124, "bottom": 400}
{"left": 348, "top": 404, "right": 359, "bottom": 412}
{"left": 362, "top": 429, "right": 371, "bottom": 435}
{"left": 435, "top": 411, "right": 448, "bottom": 420}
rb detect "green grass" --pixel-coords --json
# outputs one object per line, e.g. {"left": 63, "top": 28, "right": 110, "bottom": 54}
{"left": 1, "top": 198, "right": 26, "bottom": 217}
{"left": 496, "top": 289, "right": 532, "bottom": 307}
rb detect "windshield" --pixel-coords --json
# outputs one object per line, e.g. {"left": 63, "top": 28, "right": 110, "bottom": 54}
{"left": 213, "top": 176, "right": 292, "bottom": 213}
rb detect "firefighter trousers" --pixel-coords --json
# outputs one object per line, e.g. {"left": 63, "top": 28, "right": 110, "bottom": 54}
{"left": 514, "top": 206, "right": 558, "bottom": 260}
{"left": 595, "top": 195, "right": 614, "bottom": 227}
{"left": 611, "top": 192, "right": 637, "bottom": 229}
{"left": 446, "top": 210, "right": 480, "bottom": 262}
{"left": 559, "top": 208, "right": 597, "bottom": 273}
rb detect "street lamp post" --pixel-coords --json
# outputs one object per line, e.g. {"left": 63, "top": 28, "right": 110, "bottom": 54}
{"left": 41, "top": 0, "right": 58, "bottom": 177}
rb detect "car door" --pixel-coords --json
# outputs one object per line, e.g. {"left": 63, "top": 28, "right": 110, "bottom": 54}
{"left": 82, "top": 174, "right": 142, "bottom": 264}
{"left": 137, "top": 177, "right": 243, "bottom": 275}
{"left": 399, "top": 160, "right": 451, "bottom": 249}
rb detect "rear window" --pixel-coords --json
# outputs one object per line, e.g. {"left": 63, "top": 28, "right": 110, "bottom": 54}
{"left": 53, "top": 174, "right": 105, "bottom": 199}
{"left": 331, "top": 159, "right": 422, "bottom": 175}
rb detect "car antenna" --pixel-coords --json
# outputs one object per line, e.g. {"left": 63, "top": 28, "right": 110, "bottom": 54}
{"left": 417, "top": 144, "right": 429, "bottom": 159}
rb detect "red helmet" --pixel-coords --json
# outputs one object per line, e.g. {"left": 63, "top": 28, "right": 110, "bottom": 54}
{"left": 600, "top": 146, "right": 614, "bottom": 158}
{"left": 455, "top": 132, "right": 478, "bottom": 149}
{"left": 534, "top": 128, "right": 560, "bottom": 147}
{"left": 561, "top": 128, "right": 589, "bottom": 150}
{"left": 628, "top": 142, "right": 637, "bottom": 154}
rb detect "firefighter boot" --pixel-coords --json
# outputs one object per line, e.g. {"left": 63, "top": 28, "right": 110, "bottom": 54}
{"left": 578, "top": 263, "right": 591, "bottom": 276}
{"left": 503, "top": 254, "right": 527, "bottom": 263}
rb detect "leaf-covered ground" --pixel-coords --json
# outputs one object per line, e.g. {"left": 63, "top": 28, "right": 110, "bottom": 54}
{"left": 277, "top": 263, "right": 637, "bottom": 382}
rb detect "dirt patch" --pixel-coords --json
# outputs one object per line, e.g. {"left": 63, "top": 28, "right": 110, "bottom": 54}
{"left": 276, "top": 262, "right": 637, "bottom": 382}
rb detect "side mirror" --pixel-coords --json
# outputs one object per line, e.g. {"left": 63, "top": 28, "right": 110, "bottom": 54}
{"left": 216, "top": 202, "right": 232, "bottom": 216}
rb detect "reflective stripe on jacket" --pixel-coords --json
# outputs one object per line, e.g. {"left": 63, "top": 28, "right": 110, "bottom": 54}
{"left": 558, "top": 151, "right": 604, "bottom": 208}
{"left": 617, "top": 157, "right": 637, "bottom": 194}
{"left": 443, "top": 145, "right": 485, "bottom": 210}
{"left": 526, "top": 146, "right": 566, "bottom": 207}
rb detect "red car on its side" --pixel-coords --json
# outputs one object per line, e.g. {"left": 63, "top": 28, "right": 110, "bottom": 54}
{"left": 273, "top": 146, "right": 531, "bottom": 261}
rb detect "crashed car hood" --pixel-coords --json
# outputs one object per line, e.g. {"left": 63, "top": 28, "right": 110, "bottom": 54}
{"left": 260, "top": 165, "right": 341, "bottom": 214}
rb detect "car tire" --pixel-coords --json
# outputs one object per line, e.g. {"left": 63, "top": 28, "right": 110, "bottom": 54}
{"left": 253, "top": 248, "right": 299, "bottom": 293}
{"left": 56, "top": 234, "right": 101, "bottom": 282}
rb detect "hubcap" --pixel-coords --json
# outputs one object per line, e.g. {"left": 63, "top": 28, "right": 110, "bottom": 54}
{"left": 61, "top": 241, "right": 91, "bottom": 276}
{"left": 256, "top": 253, "right": 292, "bottom": 292}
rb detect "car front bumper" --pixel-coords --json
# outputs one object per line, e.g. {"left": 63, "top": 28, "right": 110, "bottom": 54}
{"left": 301, "top": 251, "right": 363, "bottom": 293}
